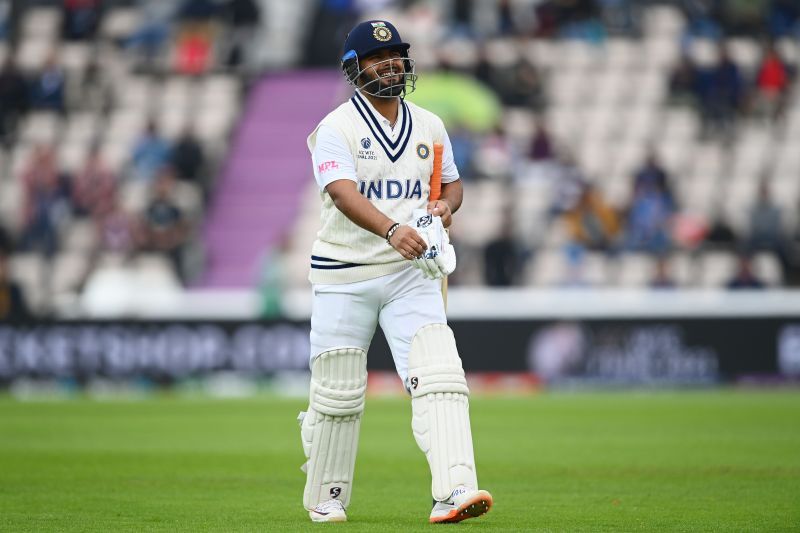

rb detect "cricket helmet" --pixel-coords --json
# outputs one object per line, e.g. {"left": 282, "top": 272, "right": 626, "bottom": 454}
{"left": 341, "top": 20, "right": 417, "bottom": 98}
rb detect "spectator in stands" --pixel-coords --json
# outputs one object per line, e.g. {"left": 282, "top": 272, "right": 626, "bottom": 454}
{"left": 19, "top": 145, "right": 71, "bottom": 258}
{"left": 625, "top": 179, "right": 674, "bottom": 254}
{"left": 649, "top": 256, "right": 676, "bottom": 289}
{"left": 726, "top": 254, "right": 765, "bottom": 289}
{"left": 529, "top": 122, "right": 555, "bottom": 162}
{"left": 474, "top": 124, "right": 514, "bottom": 180}
{"left": 510, "top": 59, "right": 546, "bottom": 110}
{"left": 753, "top": 42, "right": 791, "bottom": 122}
{"left": 0, "top": 56, "right": 28, "bottom": 144}
{"left": 137, "top": 171, "right": 190, "bottom": 282}
{"left": 0, "top": 0, "right": 8, "bottom": 40}
{"left": 0, "top": 0, "right": 25, "bottom": 45}
{"left": 95, "top": 196, "right": 138, "bottom": 257}
{"left": 71, "top": 143, "right": 117, "bottom": 218}
{"left": 303, "top": 0, "right": 359, "bottom": 66}
{"left": 563, "top": 182, "right": 621, "bottom": 254}
{"left": 746, "top": 180, "right": 791, "bottom": 275}
{"left": 681, "top": 0, "right": 724, "bottom": 40}
{"left": 705, "top": 215, "right": 738, "bottom": 251}
{"left": 0, "top": 224, "right": 12, "bottom": 254}
{"left": 130, "top": 121, "right": 172, "bottom": 183}
{"left": 599, "top": 0, "right": 638, "bottom": 35}
{"left": 632, "top": 151, "right": 676, "bottom": 208}
{"left": 697, "top": 44, "right": 744, "bottom": 140}
{"left": 174, "top": 23, "right": 215, "bottom": 75}
{"left": 222, "top": 0, "right": 262, "bottom": 69}
{"left": 61, "top": 0, "right": 102, "bottom": 41}
{"left": 668, "top": 55, "right": 698, "bottom": 107}
{"left": 258, "top": 235, "right": 289, "bottom": 319}
{"left": 120, "top": 0, "right": 172, "bottom": 68}
{"left": 475, "top": 48, "right": 544, "bottom": 110}
{"left": 0, "top": 248, "right": 30, "bottom": 320}
{"left": 448, "top": 123, "right": 477, "bottom": 182}
{"left": 171, "top": 126, "right": 207, "bottom": 191}
{"left": 548, "top": 152, "right": 586, "bottom": 217}
{"left": 720, "top": 0, "right": 768, "bottom": 37}
{"left": 768, "top": 0, "right": 800, "bottom": 38}
{"left": 176, "top": 0, "right": 221, "bottom": 23}
{"left": 483, "top": 214, "right": 522, "bottom": 286}
{"left": 28, "top": 52, "right": 66, "bottom": 113}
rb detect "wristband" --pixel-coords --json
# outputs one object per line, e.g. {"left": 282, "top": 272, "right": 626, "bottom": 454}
{"left": 385, "top": 222, "right": 400, "bottom": 244}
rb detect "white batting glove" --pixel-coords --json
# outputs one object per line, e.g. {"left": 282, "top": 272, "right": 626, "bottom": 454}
{"left": 406, "top": 210, "right": 457, "bottom": 279}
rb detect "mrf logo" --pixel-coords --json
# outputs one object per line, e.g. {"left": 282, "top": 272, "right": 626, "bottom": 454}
{"left": 410, "top": 377, "right": 419, "bottom": 390}
{"left": 330, "top": 487, "right": 342, "bottom": 498}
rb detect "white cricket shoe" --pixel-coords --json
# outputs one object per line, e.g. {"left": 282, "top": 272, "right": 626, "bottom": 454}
{"left": 309, "top": 499, "right": 347, "bottom": 522}
{"left": 429, "top": 485, "right": 493, "bottom": 524}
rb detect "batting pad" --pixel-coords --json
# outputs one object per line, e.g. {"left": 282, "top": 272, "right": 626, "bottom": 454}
{"left": 408, "top": 324, "right": 478, "bottom": 501}
{"left": 300, "top": 347, "right": 367, "bottom": 509}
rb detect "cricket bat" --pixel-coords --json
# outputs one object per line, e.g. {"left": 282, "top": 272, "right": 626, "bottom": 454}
{"left": 429, "top": 142, "right": 448, "bottom": 310}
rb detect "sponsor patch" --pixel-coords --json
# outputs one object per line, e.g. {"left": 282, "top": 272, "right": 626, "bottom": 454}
{"left": 317, "top": 161, "right": 339, "bottom": 174}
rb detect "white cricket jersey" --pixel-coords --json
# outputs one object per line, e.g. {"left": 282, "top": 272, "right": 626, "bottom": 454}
{"left": 307, "top": 90, "right": 459, "bottom": 284}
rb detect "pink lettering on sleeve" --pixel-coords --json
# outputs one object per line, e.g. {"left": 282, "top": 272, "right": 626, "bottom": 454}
{"left": 317, "top": 161, "right": 340, "bottom": 174}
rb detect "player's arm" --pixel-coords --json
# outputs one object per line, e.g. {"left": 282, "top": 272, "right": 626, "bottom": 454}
{"left": 429, "top": 180, "right": 462, "bottom": 228}
{"left": 326, "top": 179, "right": 426, "bottom": 259}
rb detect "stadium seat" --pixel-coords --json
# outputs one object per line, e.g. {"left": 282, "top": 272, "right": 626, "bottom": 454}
{"left": 100, "top": 8, "right": 141, "bottom": 40}
{"left": 52, "top": 252, "right": 90, "bottom": 295}
{"left": 63, "top": 220, "right": 97, "bottom": 253}
{"left": 699, "top": 251, "right": 738, "bottom": 288}
{"left": 753, "top": 252, "right": 783, "bottom": 287}
{"left": 15, "top": 37, "right": 52, "bottom": 72}
{"left": 727, "top": 38, "right": 762, "bottom": 72}
{"left": 617, "top": 253, "right": 657, "bottom": 287}
{"left": 19, "top": 112, "right": 61, "bottom": 144}
{"left": 21, "top": 8, "right": 61, "bottom": 39}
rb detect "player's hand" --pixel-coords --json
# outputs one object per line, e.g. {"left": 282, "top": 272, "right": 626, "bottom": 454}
{"left": 427, "top": 199, "right": 452, "bottom": 228}
{"left": 389, "top": 225, "right": 427, "bottom": 261}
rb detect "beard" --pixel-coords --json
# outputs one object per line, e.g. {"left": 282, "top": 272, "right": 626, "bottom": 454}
{"left": 359, "top": 71, "right": 405, "bottom": 97}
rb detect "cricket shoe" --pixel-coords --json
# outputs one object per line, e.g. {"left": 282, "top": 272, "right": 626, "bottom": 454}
{"left": 309, "top": 499, "right": 347, "bottom": 522}
{"left": 429, "top": 485, "right": 493, "bottom": 524}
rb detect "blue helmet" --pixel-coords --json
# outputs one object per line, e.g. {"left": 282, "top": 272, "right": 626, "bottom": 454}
{"left": 341, "top": 20, "right": 417, "bottom": 98}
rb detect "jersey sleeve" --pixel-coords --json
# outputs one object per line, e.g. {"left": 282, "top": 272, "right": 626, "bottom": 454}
{"left": 311, "top": 124, "right": 357, "bottom": 190}
{"left": 439, "top": 128, "right": 460, "bottom": 184}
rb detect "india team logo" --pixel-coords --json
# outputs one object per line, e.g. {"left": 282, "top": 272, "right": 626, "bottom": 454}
{"left": 416, "top": 143, "right": 430, "bottom": 159}
{"left": 371, "top": 22, "right": 392, "bottom": 42}
{"left": 361, "top": 137, "right": 371, "bottom": 149}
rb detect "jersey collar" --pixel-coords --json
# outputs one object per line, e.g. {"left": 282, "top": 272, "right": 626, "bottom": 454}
{"left": 351, "top": 90, "right": 413, "bottom": 163}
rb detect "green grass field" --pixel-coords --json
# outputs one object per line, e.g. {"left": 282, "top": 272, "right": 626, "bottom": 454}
{"left": 1, "top": 391, "right": 799, "bottom": 532}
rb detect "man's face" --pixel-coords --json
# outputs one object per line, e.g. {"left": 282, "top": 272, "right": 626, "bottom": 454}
{"left": 359, "top": 48, "right": 405, "bottom": 97}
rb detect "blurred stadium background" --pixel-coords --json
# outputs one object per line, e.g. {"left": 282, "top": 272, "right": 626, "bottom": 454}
{"left": 0, "top": 0, "right": 799, "bottom": 389}
{"left": 1, "top": 1, "right": 800, "bottom": 531}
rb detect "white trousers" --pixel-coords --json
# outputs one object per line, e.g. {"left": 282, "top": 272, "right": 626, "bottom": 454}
{"left": 310, "top": 265, "right": 446, "bottom": 384}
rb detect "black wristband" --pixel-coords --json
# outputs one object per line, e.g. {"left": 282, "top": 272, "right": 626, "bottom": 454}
{"left": 385, "top": 222, "right": 400, "bottom": 244}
